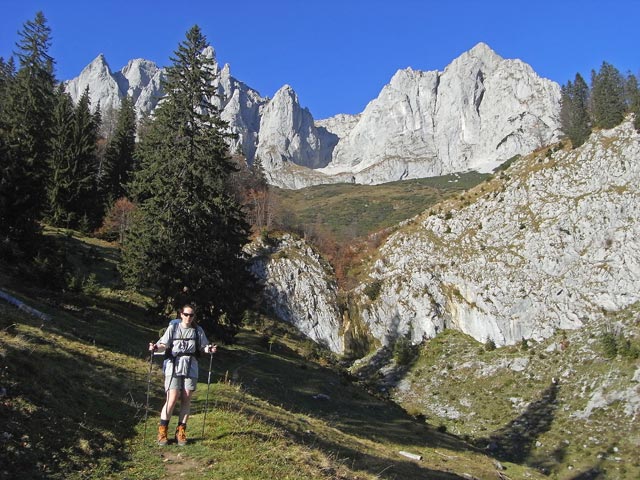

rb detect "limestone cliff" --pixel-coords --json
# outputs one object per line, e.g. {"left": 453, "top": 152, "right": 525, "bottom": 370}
{"left": 355, "top": 119, "right": 639, "bottom": 347}
{"left": 247, "top": 234, "right": 343, "bottom": 353}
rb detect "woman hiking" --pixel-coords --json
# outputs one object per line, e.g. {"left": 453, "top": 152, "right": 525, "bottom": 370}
{"left": 149, "top": 304, "right": 217, "bottom": 446}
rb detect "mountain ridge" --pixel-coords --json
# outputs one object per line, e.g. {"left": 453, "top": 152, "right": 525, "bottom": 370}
{"left": 65, "top": 42, "right": 561, "bottom": 189}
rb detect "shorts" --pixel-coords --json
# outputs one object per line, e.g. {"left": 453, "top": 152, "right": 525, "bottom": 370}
{"left": 165, "top": 375, "right": 197, "bottom": 391}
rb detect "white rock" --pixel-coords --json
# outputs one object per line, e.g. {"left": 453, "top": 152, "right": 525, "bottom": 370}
{"left": 66, "top": 43, "right": 561, "bottom": 188}
{"left": 355, "top": 120, "right": 640, "bottom": 348}
{"left": 247, "top": 235, "right": 343, "bottom": 353}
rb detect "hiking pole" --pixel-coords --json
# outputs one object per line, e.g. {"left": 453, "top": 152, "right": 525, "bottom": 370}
{"left": 143, "top": 350, "right": 154, "bottom": 444}
{"left": 201, "top": 349, "right": 215, "bottom": 439}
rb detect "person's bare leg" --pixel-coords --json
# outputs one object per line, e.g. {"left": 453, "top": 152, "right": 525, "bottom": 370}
{"left": 161, "top": 388, "right": 181, "bottom": 421}
{"left": 178, "top": 389, "right": 195, "bottom": 424}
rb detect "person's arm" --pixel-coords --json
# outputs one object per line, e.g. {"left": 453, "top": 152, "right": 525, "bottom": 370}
{"left": 149, "top": 341, "right": 167, "bottom": 353}
{"left": 198, "top": 327, "right": 216, "bottom": 354}
{"left": 149, "top": 323, "right": 174, "bottom": 352}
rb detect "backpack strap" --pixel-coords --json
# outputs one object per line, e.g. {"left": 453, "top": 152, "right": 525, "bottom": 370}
{"left": 164, "top": 322, "right": 178, "bottom": 360}
{"left": 165, "top": 322, "right": 201, "bottom": 359}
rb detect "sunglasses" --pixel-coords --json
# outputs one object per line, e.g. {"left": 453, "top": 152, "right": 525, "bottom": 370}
{"left": 182, "top": 312, "right": 195, "bottom": 317}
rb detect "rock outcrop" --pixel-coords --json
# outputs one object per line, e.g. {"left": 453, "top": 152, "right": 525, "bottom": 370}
{"left": 247, "top": 234, "right": 343, "bottom": 353}
{"left": 354, "top": 120, "right": 640, "bottom": 347}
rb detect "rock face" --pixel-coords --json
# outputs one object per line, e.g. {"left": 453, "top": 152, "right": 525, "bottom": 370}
{"left": 66, "top": 54, "right": 163, "bottom": 122}
{"left": 320, "top": 43, "right": 561, "bottom": 184}
{"left": 66, "top": 43, "right": 560, "bottom": 188}
{"left": 247, "top": 234, "right": 343, "bottom": 353}
{"left": 255, "top": 85, "right": 337, "bottom": 172}
{"left": 245, "top": 121, "right": 639, "bottom": 353}
{"left": 354, "top": 120, "right": 640, "bottom": 348}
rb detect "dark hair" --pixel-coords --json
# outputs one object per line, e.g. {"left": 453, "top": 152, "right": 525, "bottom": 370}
{"left": 181, "top": 304, "right": 196, "bottom": 314}
{"left": 179, "top": 304, "right": 199, "bottom": 328}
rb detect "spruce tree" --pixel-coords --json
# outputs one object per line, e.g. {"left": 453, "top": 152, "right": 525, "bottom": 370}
{"left": 71, "top": 87, "right": 101, "bottom": 229}
{"left": 47, "top": 84, "right": 76, "bottom": 226}
{"left": 560, "top": 73, "right": 591, "bottom": 148}
{"left": 47, "top": 86, "right": 100, "bottom": 230}
{"left": 101, "top": 95, "right": 136, "bottom": 205}
{"left": 624, "top": 73, "right": 640, "bottom": 132}
{"left": 0, "top": 57, "right": 16, "bottom": 108}
{"left": 121, "top": 25, "right": 251, "bottom": 337}
{"left": 590, "top": 62, "right": 626, "bottom": 129}
{"left": 0, "top": 12, "right": 55, "bottom": 252}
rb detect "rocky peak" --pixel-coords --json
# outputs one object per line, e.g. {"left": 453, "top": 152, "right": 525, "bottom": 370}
{"left": 65, "top": 53, "right": 122, "bottom": 114}
{"left": 448, "top": 42, "right": 503, "bottom": 73}
{"left": 255, "top": 84, "right": 335, "bottom": 171}
{"left": 120, "top": 58, "right": 159, "bottom": 88}
{"left": 65, "top": 43, "right": 562, "bottom": 188}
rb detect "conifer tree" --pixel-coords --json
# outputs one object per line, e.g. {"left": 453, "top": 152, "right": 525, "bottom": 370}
{"left": 47, "top": 87, "right": 100, "bottom": 230}
{"left": 101, "top": 95, "right": 136, "bottom": 205}
{"left": 71, "top": 87, "right": 101, "bottom": 229}
{"left": 121, "top": 25, "right": 251, "bottom": 337}
{"left": 47, "top": 85, "right": 76, "bottom": 226}
{"left": 250, "top": 155, "right": 268, "bottom": 189}
{"left": 590, "top": 62, "right": 626, "bottom": 129}
{"left": 0, "top": 57, "right": 16, "bottom": 107}
{"left": 624, "top": 73, "right": 640, "bottom": 132}
{"left": 560, "top": 73, "right": 591, "bottom": 148}
{"left": 0, "top": 12, "right": 55, "bottom": 252}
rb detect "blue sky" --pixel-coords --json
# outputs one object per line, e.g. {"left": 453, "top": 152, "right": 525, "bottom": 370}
{"left": 1, "top": 0, "right": 638, "bottom": 120}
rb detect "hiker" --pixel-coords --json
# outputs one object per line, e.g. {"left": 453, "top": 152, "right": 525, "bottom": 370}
{"left": 149, "top": 304, "right": 217, "bottom": 446}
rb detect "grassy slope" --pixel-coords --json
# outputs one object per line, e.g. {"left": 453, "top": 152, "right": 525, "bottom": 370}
{"left": 271, "top": 172, "right": 489, "bottom": 242}
{"left": 0, "top": 232, "right": 542, "bottom": 480}
{"left": 382, "top": 308, "right": 640, "bottom": 480}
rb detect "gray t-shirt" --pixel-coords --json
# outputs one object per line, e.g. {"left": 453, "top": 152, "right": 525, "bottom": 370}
{"left": 159, "top": 319, "right": 209, "bottom": 379}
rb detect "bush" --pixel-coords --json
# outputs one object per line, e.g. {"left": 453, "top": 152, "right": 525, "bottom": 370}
{"left": 600, "top": 331, "right": 619, "bottom": 359}
{"left": 601, "top": 330, "right": 640, "bottom": 359}
{"left": 82, "top": 273, "right": 100, "bottom": 296}
{"left": 364, "top": 280, "right": 382, "bottom": 301}
{"left": 393, "top": 336, "right": 415, "bottom": 366}
{"left": 618, "top": 338, "right": 640, "bottom": 359}
{"left": 484, "top": 337, "right": 496, "bottom": 352}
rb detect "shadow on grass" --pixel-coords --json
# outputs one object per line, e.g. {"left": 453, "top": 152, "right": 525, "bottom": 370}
{"left": 198, "top": 345, "right": 484, "bottom": 479}
{"left": 474, "top": 381, "right": 559, "bottom": 466}
{"left": 0, "top": 318, "right": 158, "bottom": 480}
{"left": 207, "top": 400, "right": 470, "bottom": 480}
{"left": 568, "top": 467, "right": 606, "bottom": 479}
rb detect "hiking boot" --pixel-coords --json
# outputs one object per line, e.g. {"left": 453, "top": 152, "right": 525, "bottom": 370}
{"left": 175, "top": 424, "right": 187, "bottom": 446}
{"left": 157, "top": 425, "right": 168, "bottom": 446}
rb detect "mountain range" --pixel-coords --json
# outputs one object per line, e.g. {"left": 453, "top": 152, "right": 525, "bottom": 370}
{"left": 66, "top": 42, "right": 561, "bottom": 188}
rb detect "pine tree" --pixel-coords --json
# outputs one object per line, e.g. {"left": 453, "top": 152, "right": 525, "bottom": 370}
{"left": 47, "top": 84, "right": 75, "bottom": 226}
{"left": 121, "top": 25, "right": 251, "bottom": 337}
{"left": 624, "top": 73, "right": 640, "bottom": 132}
{"left": 70, "top": 87, "right": 101, "bottom": 229}
{"left": 46, "top": 86, "right": 100, "bottom": 230}
{"left": 590, "top": 62, "right": 626, "bottom": 129}
{"left": 100, "top": 95, "right": 136, "bottom": 205}
{"left": 560, "top": 73, "right": 591, "bottom": 148}
{"left": 0, "top": 12, "right": 55, "bottom": 252}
